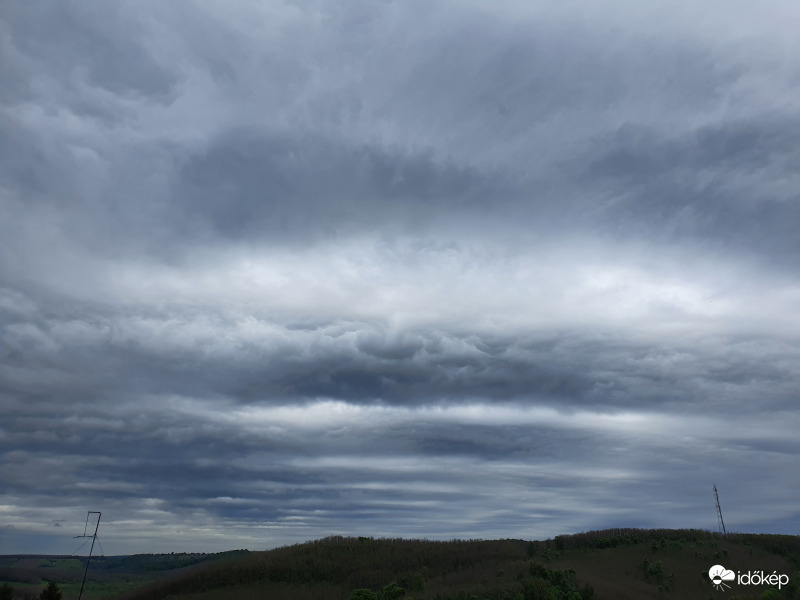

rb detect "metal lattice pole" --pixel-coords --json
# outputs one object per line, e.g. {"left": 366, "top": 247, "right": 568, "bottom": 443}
{"left": 74, "top": 511, "right": 102, "bottom": 600}
{"left": 713, "top": 484, "right": 727, "bottom": 536}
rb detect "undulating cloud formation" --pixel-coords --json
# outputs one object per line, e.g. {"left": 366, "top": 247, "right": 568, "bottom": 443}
{"left": 1, "top": 1, "right": 799, "bottom": 554}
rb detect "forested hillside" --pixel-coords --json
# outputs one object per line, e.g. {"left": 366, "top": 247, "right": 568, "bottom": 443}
{"left": 115, "top": 529, "right": 800, "bottom": 600}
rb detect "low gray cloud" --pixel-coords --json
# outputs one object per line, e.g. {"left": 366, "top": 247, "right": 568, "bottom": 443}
{"left": 1, "top": 0, "right": 799, "bottom": 554}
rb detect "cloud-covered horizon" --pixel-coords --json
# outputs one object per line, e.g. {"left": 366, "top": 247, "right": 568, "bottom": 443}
{"left": 2, "top": 0, "right": 799, "bottom": 554}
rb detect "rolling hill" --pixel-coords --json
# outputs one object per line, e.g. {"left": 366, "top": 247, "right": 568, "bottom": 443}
{"left": 110, "top": 529, "right": 800, "bottom": 600}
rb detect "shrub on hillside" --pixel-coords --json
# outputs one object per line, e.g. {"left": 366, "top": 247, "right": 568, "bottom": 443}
{"left": 0, "top": 583, "right": 14, "bottom": 600}
{"left": 349, "top": 589, "right": 378, "bottom": 600}
{"left": 39, "top": 582, "right": 62, "bottom": 600}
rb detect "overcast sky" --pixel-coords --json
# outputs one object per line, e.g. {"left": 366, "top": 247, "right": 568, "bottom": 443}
{"left": 2, "top": 1, "right": 799, "bottom": 556}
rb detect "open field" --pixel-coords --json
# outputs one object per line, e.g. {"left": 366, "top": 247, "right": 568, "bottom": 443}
{"left": 0, "top": 551, "right": 249, "bottom": 600}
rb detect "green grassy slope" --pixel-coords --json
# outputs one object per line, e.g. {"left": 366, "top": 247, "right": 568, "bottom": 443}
{"left": 113, "top": 529, "right": 800, "bottom": 600}
{"left": 0, "top": 551, "right": 249, "bottom": 600}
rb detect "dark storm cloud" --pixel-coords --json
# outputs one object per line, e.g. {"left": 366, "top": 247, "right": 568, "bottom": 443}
{"left": 2, "top": 2, "right": 178, "bottom": 100}
{"left": 2, "top": 0, "right": 800, "bottom": 553}
{"left": 0, "top": 0, "right": 795, "bottom": 260}
{"left": 573, "top": 114, "right": 800, "bottom": 259}
{"left": 175, "top": 131, "right": 504, "bottom": 243}
{"left": 6, "top": 294, "right": 798, "bottom": 413}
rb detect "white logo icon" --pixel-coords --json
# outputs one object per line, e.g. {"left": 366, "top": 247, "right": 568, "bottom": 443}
{"left": 709, "top": 564, "right": 735, "bottom": 591}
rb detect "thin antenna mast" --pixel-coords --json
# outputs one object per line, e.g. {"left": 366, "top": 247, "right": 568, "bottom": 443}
{"left": 713, "top": 484, "right": 727, "bottom": 536}
{"left": 73, "top": 511, "right": 102, "bottom": 600}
